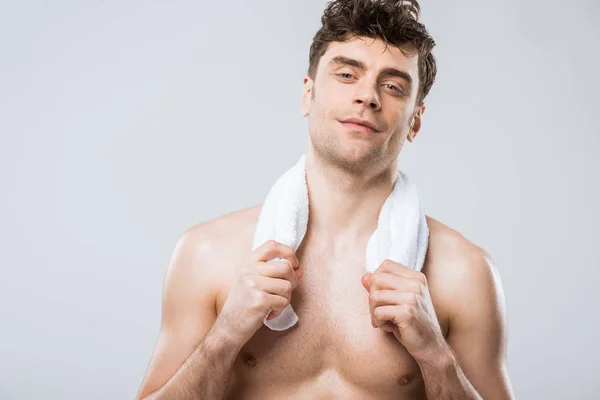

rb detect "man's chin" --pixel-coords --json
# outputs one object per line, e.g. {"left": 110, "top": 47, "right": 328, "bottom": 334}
{"left": 329, "top": 148, "right": 383, "bottom": 173}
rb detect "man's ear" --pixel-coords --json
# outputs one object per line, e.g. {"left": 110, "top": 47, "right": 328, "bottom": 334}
{"left": 300, "top": 75, "right": 314, "bottom": 117}
{"left": 407, "top": 103, "right": 426, "bottom": 143}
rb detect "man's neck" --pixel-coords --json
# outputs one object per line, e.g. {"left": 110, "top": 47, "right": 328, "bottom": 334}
{"left": 303, "top": 148, "right": 398, "bottom": 255}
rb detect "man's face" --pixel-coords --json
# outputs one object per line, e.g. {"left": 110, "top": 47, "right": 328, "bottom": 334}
{"left": 301, "top": 36, "right": 424, "bottom": 174}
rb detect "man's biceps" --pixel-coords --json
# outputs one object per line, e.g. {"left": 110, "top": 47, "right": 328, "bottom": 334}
{"left": 159, "top": 254, "right": 218, "bottom": 353}
{"left": 161, "top": 253, "right": 218, "bottom": 328}
{"left": 446, "top": 312, "right": 514, "bottom": 398}
{"left": 447, "top": 309, "right": 507, "bottom": 361}
{"left": 161, "top": 290, "right": 217, "bottom": 343}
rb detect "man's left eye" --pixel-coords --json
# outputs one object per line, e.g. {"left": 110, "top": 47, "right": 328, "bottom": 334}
{"left": 385, "top": 83, "right": 401, "bottom": 93}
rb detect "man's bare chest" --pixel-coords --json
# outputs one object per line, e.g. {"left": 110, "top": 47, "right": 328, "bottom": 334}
{"left": 215, "top": 246, "right": 448, "bottom": 394}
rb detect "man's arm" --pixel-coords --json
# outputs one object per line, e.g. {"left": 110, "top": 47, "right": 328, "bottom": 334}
{"left": 135, "top": 226, "right": 241, "bottom": 400}
{"left": 140, "top": 325, "right": 241, "bottom": 400}
{"left": 419, "top": 246, "right": 515, "bottom": 399}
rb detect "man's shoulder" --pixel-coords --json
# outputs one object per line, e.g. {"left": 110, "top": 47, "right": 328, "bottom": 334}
{"left": 425, "top": 215, "right": 487, "bottom": 263}
{"left": 424, "top": 216, "right": 500, "bottom": 308}
{"left": 179, "top": 204, "right": 264, "bottom": 264}
{"left": 188, "top": 204, "right": 262, "bottom": 236}
{"left": 424, "top": 214, "right": 497, "bottom": 280}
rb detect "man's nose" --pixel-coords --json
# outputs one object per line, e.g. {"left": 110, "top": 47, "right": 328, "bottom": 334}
{"left": 353, "top": 84, "right": 381, "bottom": 111}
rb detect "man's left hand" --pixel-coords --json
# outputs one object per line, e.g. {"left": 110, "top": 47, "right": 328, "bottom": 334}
{"left": 361, "top": 259, "right": 446, "bottom": 362}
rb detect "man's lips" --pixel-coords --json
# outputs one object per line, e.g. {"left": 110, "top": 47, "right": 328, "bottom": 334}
{"left": 340, "top": 120, "right": 379, "bottom": 133}
{"left": 339, "top": 117, "right": 380, "bottom": 132}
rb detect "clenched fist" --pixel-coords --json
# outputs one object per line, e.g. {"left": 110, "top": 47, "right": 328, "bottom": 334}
{"left": 215, "top": 240, "right": 303, "bottom": 347}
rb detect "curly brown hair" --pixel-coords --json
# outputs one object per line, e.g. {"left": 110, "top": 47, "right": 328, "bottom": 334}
{"left": 307, "top": 0, "right": 437, "bottom": 105}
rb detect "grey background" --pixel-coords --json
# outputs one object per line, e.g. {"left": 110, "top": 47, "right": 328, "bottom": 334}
{"left": 1, "top": 0, "right": 599, "bottom": 399}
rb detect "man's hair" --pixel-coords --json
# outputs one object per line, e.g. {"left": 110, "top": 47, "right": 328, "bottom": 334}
{"left": 308, "top": 0, "right": 437, "bottom": 105}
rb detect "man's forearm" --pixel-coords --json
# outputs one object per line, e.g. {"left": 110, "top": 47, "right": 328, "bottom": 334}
{"left": 417, "top": 344, "right": 482, "bottom": 400}
{"left": 143, "top": 327, "right": 241, "bottom": 400}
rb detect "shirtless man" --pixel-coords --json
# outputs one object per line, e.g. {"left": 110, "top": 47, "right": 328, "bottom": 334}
{"left": 136, "top": 1, "right": 515, "bottom": 398}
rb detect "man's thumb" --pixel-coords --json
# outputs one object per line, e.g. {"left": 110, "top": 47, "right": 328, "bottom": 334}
{"left": 361, "top": 272, "right": 372, "bottom": 290}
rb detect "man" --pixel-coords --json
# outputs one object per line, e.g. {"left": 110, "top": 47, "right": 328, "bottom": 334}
{"left": 136, "top": 0, "right": 515, "bottom": 398}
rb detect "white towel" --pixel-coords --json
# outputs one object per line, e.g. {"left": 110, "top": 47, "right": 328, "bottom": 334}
{"left": 252, "top": 153, "right": 429, "bottom": 331}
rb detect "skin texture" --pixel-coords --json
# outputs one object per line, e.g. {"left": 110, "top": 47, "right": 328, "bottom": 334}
{"left": 136, "top": 37, "right": 515, "bottom": 399}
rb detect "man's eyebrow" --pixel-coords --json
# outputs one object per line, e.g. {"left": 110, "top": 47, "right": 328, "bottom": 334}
{"left": 329, "top": 55, "right": 367, "bottom": 70}
{"left": 329, "top": 55, "right": 413, "bottom": 89}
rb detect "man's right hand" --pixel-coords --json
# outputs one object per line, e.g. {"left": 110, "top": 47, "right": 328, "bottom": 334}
{"left": 214, "top": 240, "right": 303, "bottom": 347}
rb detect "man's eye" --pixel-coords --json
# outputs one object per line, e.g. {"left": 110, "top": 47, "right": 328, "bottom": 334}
{"left": 338, "top": 73, "right": 354, "bottom": 79}
{"left": 385, "top": 83, "right": 401, "bottom": 93}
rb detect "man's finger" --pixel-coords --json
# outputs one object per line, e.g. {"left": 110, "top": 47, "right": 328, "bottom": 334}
{"left": 377, "top": 259, "right": 426, "bottom": 283}
{"left": 361, "top": 273, "right": 372, "bottom": 291}
{"left": 369, "top": 272, "right": 421, "bottom": 293}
